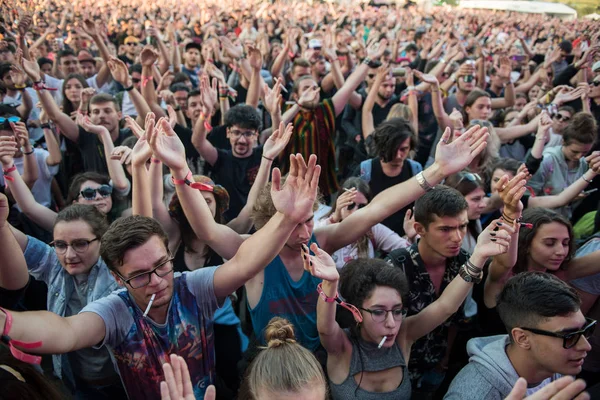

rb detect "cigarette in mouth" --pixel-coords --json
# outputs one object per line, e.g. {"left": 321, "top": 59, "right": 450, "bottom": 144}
{"left": 378, "top": 336, "right": 387, "bottom": 349}
{"left": 143, "top": 293, "right": 156, "bottom": 318}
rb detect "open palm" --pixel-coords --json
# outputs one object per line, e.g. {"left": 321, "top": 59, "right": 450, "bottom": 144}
{"left": 263, "top": 122, "right": 293, "bottom": 160}
{"left": 302, "top": 242, "right": 339, "bottom": 282}
{"left": 271, "top": 154, "right": 320, "bottom": 223}
{"left": 131, "top": 114, "right": 155, "bottom": 166}
{"left": 434, "top": 125, "right": 489, "bottom": 176}
{"left": 148, "top": 118, "right": 187, "bottom": 171}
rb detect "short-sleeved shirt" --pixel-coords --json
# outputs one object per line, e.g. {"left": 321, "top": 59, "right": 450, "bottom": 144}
{"left": 281, "top": 98, "right": 338, "bottom": 196}
{"left": 212, "top": 147, "right": 262, "bottom": 221}
{"left": 77, "top": 127, "right": 133, "bottom": 174}
{"left": 81, "top": 268, "right": 220, "bottom": 400}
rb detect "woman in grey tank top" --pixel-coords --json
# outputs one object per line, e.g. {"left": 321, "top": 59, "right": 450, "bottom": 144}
{"left": 300, "top": 225, "right": 511, "bottom": 399}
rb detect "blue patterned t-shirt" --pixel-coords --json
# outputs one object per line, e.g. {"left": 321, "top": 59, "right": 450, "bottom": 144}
{"left": 81, "top": 268, "right": 220, "bottom": 400}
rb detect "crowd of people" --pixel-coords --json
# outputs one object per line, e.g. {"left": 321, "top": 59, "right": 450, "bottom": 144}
{"left": 1, "top": 0, "right": 600, "bottom": 399}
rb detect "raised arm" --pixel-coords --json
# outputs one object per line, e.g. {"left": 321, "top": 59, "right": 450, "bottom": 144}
{"left": 0, "top": 193, "right": 29, "bottom": 290}
{"left": 405, "top": 69, "right": 419, "bottom": 134}
{"left": 246, "top": 46, "right": 263, "bottom": 109}
{"left": 13, "top": 122, "right": 38, "bottom": 189}
{"left": 18, "top": 53, "right": 80, "bottom": 143}
{"left": 191, "top": 75, "right": 219, "bottom": 166}
{"left": 81, "top": 19, "right": 113, "bottom": 88}
{"left": 107, "top": 57, "right": 151, "bottom": 121}
{"left": 415, "top": 70, "right": 451, "bottom": 132}
{"left": 405, "top": 220, "right": 513, "bottom": 344}
{"left": 331, "top": 39, "right": 388, "bottom": 116}
{"left": 316, "top": 125, "right": 490, "bottom": 254}
{"left": 40, "top": 116, "right": 62, "bottom": 166}
{"left": 303, "top": 243, "right": 351, "bottom": 355}
{"left": 149, "top": 118, "right": 244, "bottom": 260}
{"left": 490, "top": 57, "right": 516, "bottom": 109}
{"left": 125, "top": 115, "right": 154, "bottom": 218}
{"left": 228, "top": 122, "right": 293, "bottom": 234}
{"left": 0, "top": 137, "right": 57, "bottom": 232}
{"left": 214, "top": 153, "right": 321, "bottom": 298}
{"left": 139, "top": 47, "right": 166, "bottom": 118}
{"left": 362, "top": 66, "right": 387, "bottom": 139}
{"left": 77, "top": 115, "right": 129, "bottom": 192}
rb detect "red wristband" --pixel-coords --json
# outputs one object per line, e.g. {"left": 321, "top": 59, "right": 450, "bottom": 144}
{"left": 316, "top": 282, "right": 337, "bottom": 303}
{"left": 150, "top": 158, "right": 161, "bottom": 164}
{"left": 171, "top": 171, "right": 215, "bottom": 192}
{"left": 3, "top": 165, "right": 16, "bottom": 186}
{"left": 141, "top": 75, "right": 153, "bottom": 88}
{"left": 0, "top": 307, "right": 43, "bottom": 365}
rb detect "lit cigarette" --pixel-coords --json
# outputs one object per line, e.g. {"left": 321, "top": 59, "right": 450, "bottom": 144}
{"left": 143, "top": 294, "right": 156, "bottom": 318}
{"left": 378, "top": 336, "right": 387, "bottom": 349}
{"left": 279, "top": 83, "right": 288, "bottom": 93}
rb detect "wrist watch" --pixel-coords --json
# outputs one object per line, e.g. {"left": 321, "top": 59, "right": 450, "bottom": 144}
{"left": 416, "top": 171, "right": 434, "bottom": 192}
{"left": 459, "top": 265, "right": 483, "bottom": 284}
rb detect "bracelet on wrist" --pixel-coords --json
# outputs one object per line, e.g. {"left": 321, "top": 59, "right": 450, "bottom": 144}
{"left": 583, "top": 175, "right": 594, "bottom": 184}
{"left": 41, "top": 123, "right": 51, "bottom": 130}
{"left": 316, "top": 283, "right": 364, "bottom": 323}
{"left": 123, "top": 84, "right": 134, "bottom": 92}
{"left": 2, "top": 164, "right": 16, "bottom": 183}
{"left": 262, "top": 155, "right": 274, "bottom": 161}
{"left": 172, "top": 171, "right": 215, "bottom": 191}
{"left": 0, "top": 306, "right": 42, "bottom": 365}
{"left": 23, "top": 149, "right": 34, "bottom": 155}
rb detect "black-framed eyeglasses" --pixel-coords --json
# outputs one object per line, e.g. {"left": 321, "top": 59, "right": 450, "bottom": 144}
{"left": 553, "top": 114, "right": 571, "bottom": 122}
{"left": 347, "top": 202, "right": 367, "bottom": 211}
{"left": 116, "top": 257, "right": 175, "bottom": 289}
{"left": 592, "top": 81, "right": 600, "bottom": 87}
{"left": 228, "top": 128, "right": 257, "bottom": 138}
{"left": 520, "top": 318, "right": 596, "bottom": 349}
{"left": 50, "top": 238, "right": 99, "bottom": 254}
{"left": 80, "top": 184, "right": 113, "bottom": 200}
{"left": 359, "top": 307, "right": 408, "bottom": 323}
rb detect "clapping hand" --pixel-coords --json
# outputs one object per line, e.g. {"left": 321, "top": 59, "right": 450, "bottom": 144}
{"left": 496, "top": 172, "right": 528, "bottom": 216}
{"left": 131, "top": 113, "right": 155, "bottom": 166}
{"left": 111, "top": 146, "right": 133, "bottom": 166}
{"left": 147, "top": 117, "right": 187, "bottom": 171}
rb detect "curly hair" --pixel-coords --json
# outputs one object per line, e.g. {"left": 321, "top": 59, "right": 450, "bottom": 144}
{"left": 339, "top": 259, "right": 409, "bottom": 311}
{"left": 224, "top": 104, "right": 262, "bottom": 131}
{"left": 514, "top": 208, "right": 574, "bottom": 274}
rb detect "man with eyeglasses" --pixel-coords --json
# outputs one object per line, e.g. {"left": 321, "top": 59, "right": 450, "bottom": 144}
{"left": 192, "top": 104, "right": 264, "bottom": 220}
{"left": 445, "top": 272, "right": 594, "bottom": 399}
{"left": 0, "top": 151, "right": 321, "bottom": 400}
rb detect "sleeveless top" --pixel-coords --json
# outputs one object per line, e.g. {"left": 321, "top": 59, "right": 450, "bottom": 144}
{"left": 248, "top": 235, "right": 322, "bottom": 351}
{"left": 329, "top": 329, "right": 412, "bottom": 400}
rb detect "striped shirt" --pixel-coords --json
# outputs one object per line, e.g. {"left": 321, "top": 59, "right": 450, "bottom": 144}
{"left": 280, "top": 98, "right": 338, "bottom": 196}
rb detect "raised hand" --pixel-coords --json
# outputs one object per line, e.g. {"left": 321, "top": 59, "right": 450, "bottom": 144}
{"left": 204, "top": 63, "right": 226, "bottom": 84}
{"left": 77, "top": 113, "right": 109, "bottom": 136}
{"left": 263, "top": 78, "right": 282, "bottom": 116}
{"left": 111, "top": 146, "right": 133, "bottom": 166}
{"left": 140, "top": 46, "right": 159, "bottom": 67}
{"left": 263, "top": 121, "right": 293, "bottom": 161}
{"left": 247, "top": 45, "right": 263, "bottom": 70}
{"left": 473, "top": 219, "right": 514, "bottom": 260}
{"left": 536, "top": 111, "right": 552, "bottom": 142}
{"left": 17, "top": 15, "right": 32, "bottom": 37}
{"left": 80, "top": 88, "right": 97, "bottom": 105}
{"left": 218, "top": 36, "right": 243, "bottom": 59}
{"left": 9, "top": 65, "right": 26, "bottom": 88}
{"left": 403, "top": 208, "right": 418, "bottom": 242}
{"left": 159, "top": 90, "right": 177, "bottom": 106}
{"left": 131, "top": 113, "right": 155, "bottom": 166}
{"left": 413, "top": 70, "right": 439, "bottom": 87}
{"left": 107, "top": 57, "right": 132, "bottom": 87}
{"left": 10, "top": 122, "right": 30, "bottom": 149}
{"left": 166, "top": 105, "right": 178, "bottom": 128}
{"left": 0, "top": 136, "right": 17, "bottom": 167}
{"left": 366, "top": 38, "right": 388, "bottom": 60}
{"left": 297, "top": 86, "right": 320, "bottom": 109}
{"left": 199, "top": 75, "right": 218, "bottom": 112}
{"left": 302, "top": 242, "right": 339, "bottom": 282}
{"left": 496, "top": 172, "right": 528, "bottom": 216}
{"left": 434, "top": 125, "right": 489, "bottom": 176}
{"left": 125, "top": 116, "right": 145, "bottom": 138}
{"left": 17, "top": 49, "right": 41, "bottom": 81}
{"left": 553, "top": 86, "right": 586, "bottom": 106}
{"left": 271, "top": 154, "right": 321, "bottom": 224}
{"left": 497, "top": 56, "right": 512, "bottom": 82}
{"left": 148, "top": 118, "right": 187, "bottom": 171}
{"left": 449, "top": 108, "right": 464, "bottom": 131}
{"left": 82, "top": 18, "right": 98, "bottom": 38}
{"left": 157, "top": 71, "right": 175, "bottom": 92}
{"left": 585, "top": 151, "right": 600, "bottom": 175}
{"left": 159, "top": 354, "right": 197, "bottom": 400}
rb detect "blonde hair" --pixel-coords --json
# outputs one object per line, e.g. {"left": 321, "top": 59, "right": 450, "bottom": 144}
{"left": 247, "top": 317, "right": 327, "bottom": 399}
{"left": 387, "top": 103, "right": 413, "bottom": 122}
{"left": 251, "top": 179, "right": 322, "bottom": 230}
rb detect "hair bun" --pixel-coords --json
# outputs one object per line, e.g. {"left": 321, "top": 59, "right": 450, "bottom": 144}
{"left": 264, "top": 317, "right": 297, "bottom": 348}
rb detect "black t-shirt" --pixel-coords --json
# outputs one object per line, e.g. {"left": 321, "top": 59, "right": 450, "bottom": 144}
{"left": 367, "top": 157, "right": 413, "bottom": 235}
{"left": 173, "top": 124, "right": 202, "bottom": 171}
{"left": 206, "top": 125, "right": 231, "bottom": 151}
{"left": 212, "top": 147, "right": 262, "bottom": 221}
{"left": 77, "top": 127, "right": 133, "bottom": 175}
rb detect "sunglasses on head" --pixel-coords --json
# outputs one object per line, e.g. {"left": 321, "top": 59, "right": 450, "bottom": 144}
{"left": 456, "top": 172, "right": 482, "bottom": 186}
{"left": 79, "top": 184, "right": 113, "bottom": 200}
{"left": 0, "top": 116, "right": 20, "bottom": 129}
{"left": 347, "top": 202, "right": 367, "bottom": 211}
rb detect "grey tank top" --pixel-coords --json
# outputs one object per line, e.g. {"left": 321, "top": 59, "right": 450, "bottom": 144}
{"left": 329, "top": 329, "right": 412, "bottom": 400}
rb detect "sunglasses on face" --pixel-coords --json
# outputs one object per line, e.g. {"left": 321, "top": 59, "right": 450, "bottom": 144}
{"left": 79, "top": 184, "right": 113, "bottom": 200}
{"left": 132, "top": 78, "right": 141, "bottom": 83}
{"left": 592, "top": 81, "right": 600, "bottom": 87}
{"left": 553, "top": 114, "right": 571, "bottom": 122}
{"left": 520, "top": 318, "right": 596, "bottom": 349}
{"left": 463, "top": 75, "right": 475, "bottom": 83}
{"left": 347, "top": 202, "right": 367, "bottom": 211}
